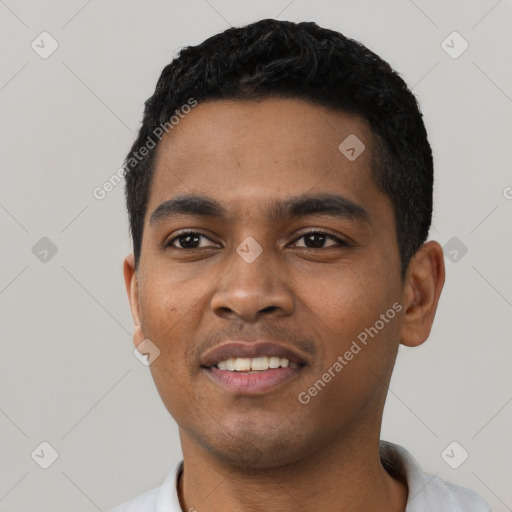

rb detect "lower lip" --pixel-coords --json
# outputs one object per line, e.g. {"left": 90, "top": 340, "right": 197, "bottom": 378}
{"left": 204, "top": 366, "right": 304, "bottom": 394}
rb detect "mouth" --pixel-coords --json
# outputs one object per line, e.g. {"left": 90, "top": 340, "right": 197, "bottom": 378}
{"left": 200, "top": 343, "right": 309, "bottom": 394}
{"left": 202, "top": 362, "right": 305, "bottom": 394}
{"left": 208, "top": 355, "right": 301, "bottom": 372}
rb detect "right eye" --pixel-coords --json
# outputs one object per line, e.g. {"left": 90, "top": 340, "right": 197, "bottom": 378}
{"left": 164, "top": 231, "right": 218, "bottom": 250}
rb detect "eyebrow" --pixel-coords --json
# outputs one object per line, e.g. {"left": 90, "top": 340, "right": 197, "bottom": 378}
{"left": 149, "top": 193, "right": 371, "bottom": 227}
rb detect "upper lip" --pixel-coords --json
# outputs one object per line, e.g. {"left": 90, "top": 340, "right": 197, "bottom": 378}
{"left": 200, "top": 341, "right": 309, "bottom": 368}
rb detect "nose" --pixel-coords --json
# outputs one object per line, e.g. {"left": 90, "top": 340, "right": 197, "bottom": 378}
{"left": 210, "top": 246, "right": 294, "bottom": 323}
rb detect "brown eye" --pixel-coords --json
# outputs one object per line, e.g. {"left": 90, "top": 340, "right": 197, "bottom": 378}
{"left": 165, "top": 231, "right": 217, "bottom": 250}
{"left": 291, "top": 231, "right": 349, "bottom": 249}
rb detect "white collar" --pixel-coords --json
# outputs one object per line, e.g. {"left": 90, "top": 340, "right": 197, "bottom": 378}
{"left": 113, "top": 440, "right": 491, "bottom": 511}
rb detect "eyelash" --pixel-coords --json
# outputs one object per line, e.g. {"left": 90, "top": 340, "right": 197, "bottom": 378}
{"left": 164, "top": 229, "right": 350, "bottom": 250}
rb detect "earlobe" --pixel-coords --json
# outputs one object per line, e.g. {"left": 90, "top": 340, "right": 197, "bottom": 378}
{"left": 399, "top": 241, "right": 445, "bottom": 348}
{"left": 123, "top": 254, "right": 145, "bottom": 347}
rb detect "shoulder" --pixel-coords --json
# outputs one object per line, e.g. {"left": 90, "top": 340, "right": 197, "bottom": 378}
{"left": 379, "top": 440, "right": 493, "bottom": 511}
{"left": 441, "top": 478, "right": 493, "bottom": 511}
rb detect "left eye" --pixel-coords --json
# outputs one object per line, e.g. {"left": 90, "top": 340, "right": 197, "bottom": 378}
{"left": 291, "top": 231, "right": 348, "bottom": 249}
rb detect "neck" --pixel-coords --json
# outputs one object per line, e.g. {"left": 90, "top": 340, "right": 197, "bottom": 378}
{"left": 177, "top": 426, "right": 408, "bottom": 512}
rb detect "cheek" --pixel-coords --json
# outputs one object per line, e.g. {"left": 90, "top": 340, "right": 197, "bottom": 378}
{"left": 308, "top": 270, "right": 384, "bottom": 336}
{"left": 140, "top": 268, "right": 202, "bottom": 329}
{"left": 139, "top": 269, "right": 221, "bottom": 365}
{"left": 138, "top": 275, "right": 199, "bottom": 377}
{"left": 308, "top": 267, "right": 400, "bottom": 376}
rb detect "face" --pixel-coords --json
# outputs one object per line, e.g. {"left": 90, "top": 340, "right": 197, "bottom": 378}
{"left": 124, "top": 98, "right": 410, "bottom": 468}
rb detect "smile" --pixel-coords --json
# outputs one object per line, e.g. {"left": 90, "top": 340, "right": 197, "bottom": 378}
{"left": 214, "top": 356, "right": 299, "bottom": 372}
{"left": 203, "top": 361, "right": 305, "bottom": 394}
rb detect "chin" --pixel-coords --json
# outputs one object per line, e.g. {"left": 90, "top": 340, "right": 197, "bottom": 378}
{"left": 213, "top": 446, "right": 300, "bottom": 470}
{"left": 198, "top": 424, "right": 312, "bottom": 469}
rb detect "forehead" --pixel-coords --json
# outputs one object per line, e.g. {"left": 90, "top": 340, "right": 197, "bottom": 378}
{"left": 147, "top": 98, "right": 388, "bottom": 223}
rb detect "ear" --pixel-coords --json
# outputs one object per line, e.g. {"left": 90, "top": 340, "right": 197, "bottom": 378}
{"left": 123, "top": 254, "right": 145, "bottom": 348}
{"left": 399, "top": 241, "right": 445, "bottom": 347}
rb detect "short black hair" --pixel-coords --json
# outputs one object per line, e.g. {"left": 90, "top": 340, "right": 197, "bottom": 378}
{"left": 123, "top": 18, "right": 433, "bottom": 279}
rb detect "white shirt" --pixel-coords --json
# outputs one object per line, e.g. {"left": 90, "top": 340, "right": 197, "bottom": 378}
{"left": 108, "top": 440, "right": 492, "bottom": 511}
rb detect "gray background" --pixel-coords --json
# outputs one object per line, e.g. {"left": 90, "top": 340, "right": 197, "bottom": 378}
{"left": 1, "top": 0, "right": 511, "bottom": 510}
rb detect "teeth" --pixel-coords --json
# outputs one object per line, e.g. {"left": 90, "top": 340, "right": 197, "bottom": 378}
{"left": 214, "top": 356, "right": 299, "bottom": 372}
{"left": 269, "top": 356, "right": 281, "bottom": 368}
{"left": 251, "top": 357, "right": 268, "bottom": 371}
{"left": 235, "top": 358, "right": 251, "bottom": 371}
{"left": 217, "top": 360, "right": 229, "bottom": 370}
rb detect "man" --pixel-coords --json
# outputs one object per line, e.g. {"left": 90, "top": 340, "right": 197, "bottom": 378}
{"left": 112, "top": 18, "right": 492, "bottom": 511}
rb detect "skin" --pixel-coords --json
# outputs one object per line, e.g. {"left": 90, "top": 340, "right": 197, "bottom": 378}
{"left": 123, "top": 98, "right": 445, "bottom": 512}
